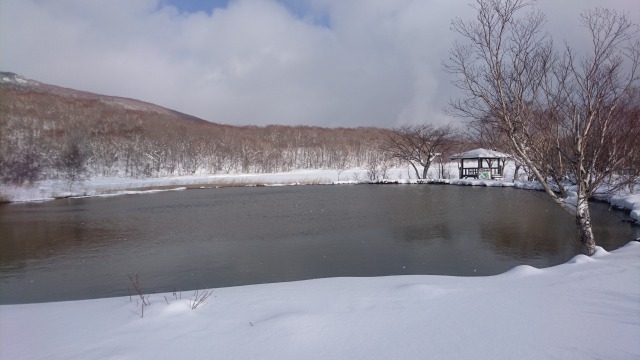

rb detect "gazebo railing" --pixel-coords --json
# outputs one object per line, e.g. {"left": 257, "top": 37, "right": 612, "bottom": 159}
{"left": 462, "top": 168, "right": 479, "bottom": 178}
{"left": 461, "top": 167, "right": 503, "bottom": 179}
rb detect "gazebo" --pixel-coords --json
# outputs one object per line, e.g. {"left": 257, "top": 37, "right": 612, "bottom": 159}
{"left": 450, "top": 148, "right": 510, "bottom": 180}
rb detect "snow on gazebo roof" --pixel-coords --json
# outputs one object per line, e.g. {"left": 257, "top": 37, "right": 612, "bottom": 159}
{"left": 450, "top": 148, "right": 511, "bottom": 160}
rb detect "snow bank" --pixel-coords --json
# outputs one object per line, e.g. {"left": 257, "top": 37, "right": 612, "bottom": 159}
{"left": 449, "top": 178, "right": 515, "bottom": 187}
{"left": 1, "top": 242, "right": 638, "bottom": 360}
{"left": 0, "top": 170, "right": 347, "bottom": 203}
{"left": 609, "top": 193, "right": 640, "bottom": 224}
{"left": 513, "top": 181, "right": 640, "bottom": 224}
{"left": 2, "top": 168, "right": 638, "bottom": 224}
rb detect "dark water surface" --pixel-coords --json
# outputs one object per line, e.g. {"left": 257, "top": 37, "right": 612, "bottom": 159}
{"left": 1, "top": 185, "right": 637, "bottom": 304}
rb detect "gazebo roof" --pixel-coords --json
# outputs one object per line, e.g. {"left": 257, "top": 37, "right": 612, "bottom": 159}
{"left": 450, "top": 148, "right": 511, "bottom": 160}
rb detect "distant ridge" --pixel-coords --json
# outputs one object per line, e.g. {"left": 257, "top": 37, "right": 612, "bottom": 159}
{"left": 0, "top": 71, "right": 209, "bottom": 125}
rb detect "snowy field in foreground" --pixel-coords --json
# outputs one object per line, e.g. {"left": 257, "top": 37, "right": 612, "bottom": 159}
{"left": 1, "top": 242, "right": 639, "bottom": 360}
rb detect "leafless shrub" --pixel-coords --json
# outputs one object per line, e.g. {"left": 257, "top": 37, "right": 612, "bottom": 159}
{"left": 366, "top": 156, "right": 382, "bottom": 181}
{"left": 190, "top": 289, "right": 213, "bottom": 310}
{"left": 379, "top": 162, "right": 390, "bottom": 180}
{"left": 0, "top": 151, "right": 43, "bottom": 185}
{"left": 128, "top": 273, "right": 150, "bottom": 318}
{"left": 57, "top": 132, "right": 89, "bottom": 186}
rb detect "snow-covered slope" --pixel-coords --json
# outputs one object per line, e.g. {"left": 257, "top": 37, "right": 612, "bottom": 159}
{"left": 0, "top": 71, "right": 206, "bottom": 120}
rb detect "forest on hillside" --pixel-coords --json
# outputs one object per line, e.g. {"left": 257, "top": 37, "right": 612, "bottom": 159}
{"left": 0, "top": 76, "right": 422, "bottom": 184}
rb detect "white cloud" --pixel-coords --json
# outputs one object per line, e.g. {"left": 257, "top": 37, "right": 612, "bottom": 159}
{"left": 1, "top": 0, "right": 638, "bottom": 128}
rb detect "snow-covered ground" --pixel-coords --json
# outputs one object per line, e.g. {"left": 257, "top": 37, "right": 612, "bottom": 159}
{"left": 0, "top": 169, "right": 370, "bottom": 202}
{"left": 1, "top": 243, "right": 638, "bottom": 360}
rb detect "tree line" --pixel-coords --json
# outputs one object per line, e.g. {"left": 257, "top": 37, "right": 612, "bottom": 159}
{"left": 1, "top": 81, "right": 413, "bottom": 184}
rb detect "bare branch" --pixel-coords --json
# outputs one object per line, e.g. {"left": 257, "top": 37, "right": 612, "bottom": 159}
{"left": 445, "top": 0, "right": 639, "bottom": 255}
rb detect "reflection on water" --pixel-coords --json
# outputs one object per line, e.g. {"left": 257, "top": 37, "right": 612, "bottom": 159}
{"left": 0, "top": 185, "right": 637, "bottom": 304}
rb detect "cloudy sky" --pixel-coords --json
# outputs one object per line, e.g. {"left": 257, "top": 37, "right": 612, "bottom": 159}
{"left": 1, "top": 0, "right": 638, "bottom": 128}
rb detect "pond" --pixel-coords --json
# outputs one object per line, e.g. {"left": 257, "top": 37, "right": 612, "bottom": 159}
{"left": 1, "top": 184, "right": 638, "bottom": 304}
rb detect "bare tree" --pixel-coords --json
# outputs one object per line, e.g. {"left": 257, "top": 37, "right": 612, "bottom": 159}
{"left": 366, "top": 155, "right": 382, "bottom": 181}
{"left": 384, "top": 124, "right": 457, "bottom": 179}
{"left": 446, "top": 0, "right": 639, "bottom": 255}
{"left": 57, "top": 132, "right": 89, "bottom": 186}
{"left": 612, "top": 87, "right": 640, "bottom": 191}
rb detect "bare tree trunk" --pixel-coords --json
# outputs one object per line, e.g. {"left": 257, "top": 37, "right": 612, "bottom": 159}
{"left": 576, "top": 198, "right": 596, "bottom": 256}
{"left": 409, "top": 162, "right": 421, "bottom": 179}
{"left": 513, "top": 163, "right": 521, "bottom": 181}
{"left": 421, "top": 158, "right": 436, "bottom": 179}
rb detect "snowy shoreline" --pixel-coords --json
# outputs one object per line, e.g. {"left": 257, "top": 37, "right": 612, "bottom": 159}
{"left": 2, "top": 168, "right": 639, "bottom": 224}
